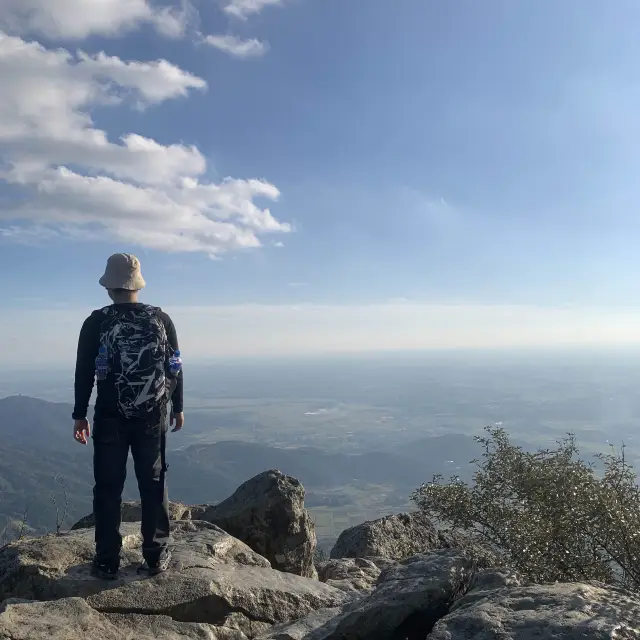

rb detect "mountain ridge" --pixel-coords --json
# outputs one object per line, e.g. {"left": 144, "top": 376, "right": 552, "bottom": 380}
{"left": 0, "top": 395, "right": 480, "bottom": 536}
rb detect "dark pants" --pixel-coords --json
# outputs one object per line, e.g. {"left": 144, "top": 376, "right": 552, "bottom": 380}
{"left": 92, "top": 415, "right": 170, "bottom": 568}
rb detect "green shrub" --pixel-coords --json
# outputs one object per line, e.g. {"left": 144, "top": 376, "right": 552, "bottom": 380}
{"left": 412, "top": 426, "right": 640, "bottom": 589}
{"left": 313, "top": 546, "right": 327, "bottom": 565}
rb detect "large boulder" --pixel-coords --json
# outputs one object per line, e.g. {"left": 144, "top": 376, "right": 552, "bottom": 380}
{"left": 191, "top": 470, "right": 318, "bottom": 579}
{"left": 0, "top": 520, "right": 349, "bottom": 636}
{"left": 330, "top": 512, "right": 456, "bottom": 561}
{"left": 427, "top": 582, "right": 640, "bottom": 639}
{"left": 272, "top": 549, "right": 475, "bottom": 640}
{"left": 0, "top": 520, "right": 269, "bottom": 602}
{"left": 326, "top": 550, "right": 474, "bottom": 639}
{"left": 71, "top": 470, "right": 317, "bottom": 579}
{"left": 0, "top": 597, "right": 247, "bottom": 640}
{"left": 258, "top": 551, "right": 640, "bottom": 640}
{"left": 86, "top": 564, "right": 345, "bottom": 636}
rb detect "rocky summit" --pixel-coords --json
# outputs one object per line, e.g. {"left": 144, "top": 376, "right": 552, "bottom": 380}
{"left": 2, "top": 472, "right": 640, "bottom": 639}
{"left": 0, "top": 517, "right": 347, "bottom": 639}
{"left": 72, "top": 469, "right": 318, "bottom": 579}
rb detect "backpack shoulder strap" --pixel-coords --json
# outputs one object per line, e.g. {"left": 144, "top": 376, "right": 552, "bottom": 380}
{"left": 139, "top": 304, "right": 161, "bottom": 316}
{"left": 97, "top": 306, "right": 119, "bottom": 329}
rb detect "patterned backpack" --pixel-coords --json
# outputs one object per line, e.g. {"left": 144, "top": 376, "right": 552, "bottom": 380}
{"left": 98, "top": 305, "right": 171, "bottom": 420}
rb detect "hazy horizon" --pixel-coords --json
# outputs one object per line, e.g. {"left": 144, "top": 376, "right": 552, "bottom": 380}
{"left": 7, "top": 304, "right": 640, "bottom": 367}
{"left": 6, "top": 348, "right": 640, "bottom": 451}
{"left": 7, "top": 342, "right": 640, "bottom": 372}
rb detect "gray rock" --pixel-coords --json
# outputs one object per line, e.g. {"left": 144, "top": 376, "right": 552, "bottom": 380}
{"left": 0, "top": 519, "right": 347, "bottom": 635}
{"left": 192, "top": 470, "right": 318, "bottom": 578}
{"left": 0, "top": 520, "right": 269, "bottom": 602}
{"left": 315, "top": 550, "right": 475, "bottom": 640}
{"left": 318, "top": 557, "right": 395, "bottom": 593}
{"left": 0, "top": 597, "right": 248, "bottom": 640}
{"left": 330, "top": 512, "right": 460, "bottom": 561}
{"left": 169, "top": 520, "right": 271, "bottom": 569}
{"left": 71, "top": 501, "right": 192, "bottom": 530}
{"left": 106, "top": 612, "right": 249, "bottom": 640}
{"left": 428, "top": 582, "right": 640, "bottom": 639}
{"left": 71, "top": 470, "right": 317, "bottom": 579}
{"left": 259, "top": 608, "right": 342, "bottom": 640}
{"left": 323, "top": 578, "right": 370, "bottom": 594}
{"left": 87, "top": 564, "right": 349, "bottom": 635}
{"left": 469, "top": 567, "right": 523, "bottom": 592}
{"left": 455, "top": 567, "right": 524, "bottom": 608}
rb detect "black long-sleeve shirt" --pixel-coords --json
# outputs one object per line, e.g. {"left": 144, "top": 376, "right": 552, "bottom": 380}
{"left": 73, "top": 303, "right": 183, "bottom": 421}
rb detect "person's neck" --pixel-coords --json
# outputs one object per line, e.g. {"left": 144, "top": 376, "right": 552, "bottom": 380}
{"left": 111, "top": 294, "right": 139, "bottom": 304}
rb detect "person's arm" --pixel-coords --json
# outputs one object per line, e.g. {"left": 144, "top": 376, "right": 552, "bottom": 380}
{"left": 72, "top": 313, "right": 99, "bottom": 421}
{"left": 161, "top": 312, "right": 184, "bottom": 415}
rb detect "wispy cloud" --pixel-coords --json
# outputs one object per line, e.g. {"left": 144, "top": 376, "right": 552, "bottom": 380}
{"left": 207, "top": 0, "right": 292, "bottom": 58}
{"left": 223, "top": 0, "right": 284, "bottom": 20}
{"left": 204, "top": 34, "right": 269, "bottom": 58}
{"left": 0, "top": 0, "right": 188, "bottom": 39}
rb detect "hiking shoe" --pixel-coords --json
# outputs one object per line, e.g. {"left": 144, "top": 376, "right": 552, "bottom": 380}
{"left": 91, "top": 559, "right": 119, "bottom": 581}
{"left": 137, "top": 551, "right": 171, "bottom": 576}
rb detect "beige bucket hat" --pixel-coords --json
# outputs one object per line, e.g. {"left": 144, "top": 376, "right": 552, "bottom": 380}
{"left": 99, "top": 253, "right": 146, "bottom": 291}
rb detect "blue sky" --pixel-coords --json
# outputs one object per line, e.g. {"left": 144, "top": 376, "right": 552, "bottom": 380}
{"left": 2, "top": 0, "right": 640, "bottom": 361}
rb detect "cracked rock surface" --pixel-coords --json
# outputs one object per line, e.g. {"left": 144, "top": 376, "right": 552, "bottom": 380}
{"left": 428, "top": 582, "right": 640, "bottom": 640}
{"left": 0, "top": 597, "right": 248, "bottom": 640}
{"left": 317, "top": 557, "right": 398, "bottom": 593}
{"left": 0, "top": 519, "right": 348, "bottom": 638}
{"left": 263, "top": 550, "right": 476, "bottom": 640}
{"left": 0, "top": 520, "right": 270, "bottom": 602}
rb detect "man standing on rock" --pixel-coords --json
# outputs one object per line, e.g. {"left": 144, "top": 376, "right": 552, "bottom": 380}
{"left": 72, "top": 253, "right": 184, "bottom": 580}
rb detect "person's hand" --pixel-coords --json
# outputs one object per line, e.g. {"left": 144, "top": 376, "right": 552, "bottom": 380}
{"left": 73, "top": 418, "right": 91, "bottom": 445}
{"left": 170, "top": 412, "right": 185, "bottom": 432}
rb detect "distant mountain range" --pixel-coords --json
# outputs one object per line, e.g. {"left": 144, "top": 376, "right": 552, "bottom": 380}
{"left": 0, "top": 395, "right": 75, "bottom": 449}
{"left": 0, "top": 395, "right": 482, "bottom": 536}
{"left": 169, "top": 435, "right": 481, "bottom": 505}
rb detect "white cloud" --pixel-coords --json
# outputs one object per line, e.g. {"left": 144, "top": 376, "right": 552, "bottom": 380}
{"left": 152, "top": 4, "right": 192, "bottom": 38}
{"left": 0, "top": 0, "right": 187, "bottom": 39}
{"left": 3, "top": 168, "right": 290, "bottom": 253}
{"left": 0, "top": 33, "right": 207, "bottom": 184}
{"left": 76, "top": 51, "right": 207, "bottom": 103}
{"left": 0, "top": 32, "right": 291, "bottom": 255}
{"left": 204, "top": 34, "right": 269, "bottom": 58}
{"left": 223, "top": 0, "right": 284, "bottom": 20}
